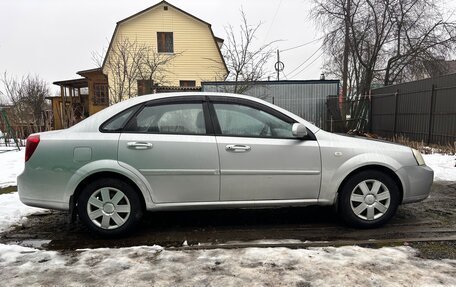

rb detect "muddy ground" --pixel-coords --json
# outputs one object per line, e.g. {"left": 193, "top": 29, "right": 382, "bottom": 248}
{"left": 1, "top": 182, "right": 455, "bottom": 258}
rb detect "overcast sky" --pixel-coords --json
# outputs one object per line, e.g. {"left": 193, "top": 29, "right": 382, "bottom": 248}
{"left": 0, "top": 0, "right": 326, "bottom": 93}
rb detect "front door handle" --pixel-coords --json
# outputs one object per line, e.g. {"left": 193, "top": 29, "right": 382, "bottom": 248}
{"left": 225, "top": 144, "right": 251, "bottom": 153}
{"left": 127, "top": 142, "right": 153, "bottom": 150}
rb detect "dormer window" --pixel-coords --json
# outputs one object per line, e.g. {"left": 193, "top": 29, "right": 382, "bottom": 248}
{"left": 157, "top": 32, "right": 173, "bottom": 53}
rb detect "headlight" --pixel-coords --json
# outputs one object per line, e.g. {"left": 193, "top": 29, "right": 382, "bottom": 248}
{"left": 412, "top": 148, "right": 426, "bottom": 166}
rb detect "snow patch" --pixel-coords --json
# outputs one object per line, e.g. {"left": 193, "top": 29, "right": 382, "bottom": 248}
{"left": 0, "top": 148, "right": 24, "bottom": 188}
{"left": 0, "top": 244, "right": 454, "bottom": 286}
{"left": 423, "top": 153, "right": 456, "bottom": 182}
{"left": 0, "top": 192, "right": 48, "bottom": 233}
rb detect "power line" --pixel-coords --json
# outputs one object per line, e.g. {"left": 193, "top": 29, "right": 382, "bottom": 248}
{"left": 285, "top": 46, "right": 322, "bottom": 78}
{"left": 264, "top": 0, "right": 283, "bottom": 43}
{"left": 280, "top": 37, "right": 323, "bottom": 53}
{"left": 288, "top": 51, "right": 324, "bottom": 79}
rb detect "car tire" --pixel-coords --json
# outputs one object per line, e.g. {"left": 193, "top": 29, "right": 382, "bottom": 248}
{"left": 77, "top": 178, "right": 143, "bottom": 236}
{"left": 338, "top": 170, "right": 400, "bottom": 228}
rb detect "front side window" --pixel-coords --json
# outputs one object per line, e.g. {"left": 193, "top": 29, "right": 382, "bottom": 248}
{"left": 157, "top": 32, "right": 173, "bottom": 53}
{"left": 213, "top": 103, "right": 294, "bottom": 138}
{"left": 124, "top": 103, "right": 206, "bottom": 135}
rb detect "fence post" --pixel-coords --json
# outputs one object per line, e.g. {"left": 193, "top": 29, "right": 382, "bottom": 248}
{"left": 393, "top": 89, "right": 399, "bottom": 138}
{"left": 427, "top": 84, "right": 436, "bottom": 145}
{"left": 330, "top": 115, "right": 333, "bottom": 133}
{"left": 368, "top": 93, "right": 373, "bottom": 133}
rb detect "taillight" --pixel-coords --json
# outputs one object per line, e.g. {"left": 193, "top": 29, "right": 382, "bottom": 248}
{"left": 25, "top": 134, "right": 40, "bottom": 162}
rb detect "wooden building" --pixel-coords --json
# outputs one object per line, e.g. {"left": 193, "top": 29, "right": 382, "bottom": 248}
{"left": 50, "top": 68, "right": 109, "bottom": 130}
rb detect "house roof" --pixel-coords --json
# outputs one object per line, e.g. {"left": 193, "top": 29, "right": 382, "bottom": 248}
{"left": 117, "top": 0, "right": 210, "bottom": 26}
{"left": 214, "top": 36, "right": 224, "bottom": 44}
{"left": 53, "top": 78, "right": 88, "bottom": 88}
{"left": 102, "top": 0, "right": 228, "bottom": 75}
{"left": 77, "top": 68, "right": 103, "bottom": 76}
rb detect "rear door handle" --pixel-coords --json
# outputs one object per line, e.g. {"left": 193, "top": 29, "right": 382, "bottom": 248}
{"left": 225, "top": 144, "right": 251, "bottom": 152}
{"left": 127, "top": 142, "right": 153, "bottom": 150}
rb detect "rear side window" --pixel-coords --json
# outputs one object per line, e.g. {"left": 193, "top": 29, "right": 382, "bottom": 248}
{"left": 101, "top": 106, "right": 138, "bottom": 132}
{"left": 124, "top": 103, "right": 206, "bottom": 135}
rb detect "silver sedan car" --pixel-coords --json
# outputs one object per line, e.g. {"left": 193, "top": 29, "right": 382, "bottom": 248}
{"left": 18, "top": 92, "right": 433, "bottom": 236}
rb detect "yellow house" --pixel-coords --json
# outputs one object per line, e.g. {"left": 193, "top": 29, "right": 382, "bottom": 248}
{"left": 102, "top": 0, "right": 228, "bottom": 103}
{"left": 50, "top": 1, "right": 227, "bottom": 129}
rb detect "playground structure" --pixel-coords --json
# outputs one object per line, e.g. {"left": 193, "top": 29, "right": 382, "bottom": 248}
{"left": 0, "top": 107, "right": 21, "bottom": 150}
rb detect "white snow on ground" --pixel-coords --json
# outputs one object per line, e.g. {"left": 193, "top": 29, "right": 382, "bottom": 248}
{"left": 0, "top": 147, "right": 24, "bottom": 188}
{"left": 423, "top": 153, "right": 456, "bottom": 182}
{"left": 0, "top": 192, "right": 48, "bottom": 233}
{"left": 0, "top": 244, "right": 454, "bottom": 286}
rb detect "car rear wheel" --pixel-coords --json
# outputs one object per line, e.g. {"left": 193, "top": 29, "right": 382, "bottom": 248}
{"left": 77, "top": 178, "right": 143, "bottom": 236}
{"left": 338, "top": 170, "right": 400, "bottom": 228}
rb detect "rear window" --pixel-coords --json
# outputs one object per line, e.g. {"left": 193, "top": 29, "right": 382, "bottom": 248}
{"left": 100, "top": 106, "right": 139, "bottom": 132}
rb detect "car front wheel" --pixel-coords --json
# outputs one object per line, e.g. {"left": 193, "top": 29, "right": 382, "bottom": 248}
{"left": 338, "top": 170, "right": 400, "bottom": 228}
{"left": 77, "top": 178, "right": 143, "bottom": 236}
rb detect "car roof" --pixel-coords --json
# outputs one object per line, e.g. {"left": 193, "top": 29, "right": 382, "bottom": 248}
{"left": 68, "top": 92, "right": 320, "bottom": 133}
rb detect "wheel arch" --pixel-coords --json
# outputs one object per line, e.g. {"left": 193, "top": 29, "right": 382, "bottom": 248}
{"left": 72, "top": 171, "right": 147, "bottom": 212}
{"left": 64, "top": 160, "right": 154, "bottom": 211}
{"left": 335, "top": 165, "right": 404, "bottom": 206}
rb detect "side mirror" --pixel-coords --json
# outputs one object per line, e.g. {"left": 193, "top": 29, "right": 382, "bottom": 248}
{"left": 292, "top": 123, "right": 307, "bottom": 138}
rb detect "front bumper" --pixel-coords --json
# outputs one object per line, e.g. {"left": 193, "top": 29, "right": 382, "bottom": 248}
{"left": 397, "top": 165, "right": 434, "bottom": 204}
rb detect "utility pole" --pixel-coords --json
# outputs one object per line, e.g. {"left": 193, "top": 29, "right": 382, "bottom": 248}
{"left": 277, "top": 50, "right": 280, "bottom": 80}
{"left": 341, "top": 0, "right": 351, "bottom": 123}
{"left": 275, "top": 49, "right": 284, "bottom": 81}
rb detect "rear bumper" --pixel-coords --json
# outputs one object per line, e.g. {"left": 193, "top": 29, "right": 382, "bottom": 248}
{"left": 17, "top": 168, "right": 69, "bottom": 211}
{"left": 397, "top": 165, "right": 434, "bottom": 204}
{"left": 19, "top": 195, "right": 68, "bottom": 210}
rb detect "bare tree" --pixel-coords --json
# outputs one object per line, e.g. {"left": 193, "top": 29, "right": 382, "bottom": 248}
{"left": 222, "top": 9, "right": 277, "bottom": 93}
{"left": 102, "top": 37, "right": 148, "bottom": 103}
{"left": 0, "top": 72, "right": 50, "bottom": 134}
{"left": 312, "top": 0, "right": 456, "bottom": 132}
{"left": 91, "top": 48, "right": 106, "bottom": 69}
{"left": 382, "top": 0, "right": 456, "bottom": 85}
{"left": 21, "top": 75, "right": 50, "bottom": 126}
{"left": 313, "top": 0, "right": 456, "bottom": 95}
{"left": 95, "top": 37, "right": 181, "bottom": 103}
{"left": 138, "top": 48, "right": 181, "bottom": 86}
{"left": 1, "top": 72, "right": 28, "bottom": 129}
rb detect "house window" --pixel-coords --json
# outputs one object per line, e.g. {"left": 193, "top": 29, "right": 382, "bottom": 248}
{"left": 93, "top": 83, "right": 109, "bottom": 106}
{"left": 180, "top": 80, "right": 196, "bottom": 87}
{"left": 157, "top": 32, "right": 173, "bottom": 53}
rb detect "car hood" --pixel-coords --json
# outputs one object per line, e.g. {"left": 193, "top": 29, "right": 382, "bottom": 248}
{"left": 324, "top": 131, "right": 411, "bottom": 150}
{"left": 315, "top": 130, "right": 418, "bottom": 168}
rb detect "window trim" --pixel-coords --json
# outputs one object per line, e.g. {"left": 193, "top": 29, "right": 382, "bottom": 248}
{"left": 99, "top": 95, "right": 315, "bottom": 140}
{"left": 112, "top": 96, "right": 214, "bottom": 136}
{"left": 207, "top": 97, "right": 316, "bottom": 140}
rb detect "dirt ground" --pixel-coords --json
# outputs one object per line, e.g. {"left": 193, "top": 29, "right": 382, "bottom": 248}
{"left": 1, "top": 182, "right": 455, "bottom": 258}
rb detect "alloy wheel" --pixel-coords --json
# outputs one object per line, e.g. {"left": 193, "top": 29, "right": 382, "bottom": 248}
{"left": 86, "top": 187, "right": 131, "bottom": 230}
{"left": 349, "top": 179, "right": 391, "bottom": 221}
